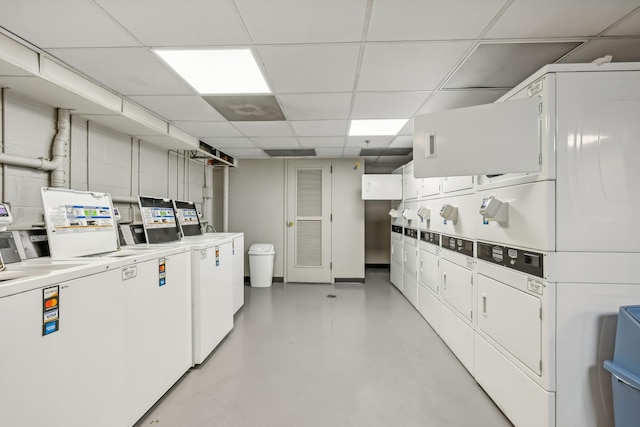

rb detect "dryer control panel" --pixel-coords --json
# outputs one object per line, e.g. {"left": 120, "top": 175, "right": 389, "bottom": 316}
{"left": 420, "top": 231, "right": 440, "bottom": 245}
{"left": 477, "top": 241, "right": 544, "bottom": 278}
{"left": 404, "top": 228, "right": 418, "bottom": 239}
{"left": 441, "top": 235, "right": 474, "bottom": 257}
{"left": 391, "top": 225, "right": 403, "bottom": 235}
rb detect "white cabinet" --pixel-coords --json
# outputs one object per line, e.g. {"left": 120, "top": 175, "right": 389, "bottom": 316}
{"left": 419, "top": 177, "right": 440, "bottom": 198}
{"left": 440, "top": 258, "right": 474, "bottom": 322}
{"left": 419, "top": 246, "right": 439, "bottom": 294}
{"left": 361, "top": 174, "right": 402, "bottom": 200}
{"left": 442, "top": 176, "right": 474, "bottom": 194}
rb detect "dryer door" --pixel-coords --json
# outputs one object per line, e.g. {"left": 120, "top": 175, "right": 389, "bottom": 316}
{"left": 477, "top": 273, "right": 542, "bottom": 375}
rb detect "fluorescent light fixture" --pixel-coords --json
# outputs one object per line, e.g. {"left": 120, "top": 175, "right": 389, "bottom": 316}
{"left": 349, "top": 119, "right": 408, "bottom": 136}
{"left": 154, "top": 49, "right": 271, "bottom": 94}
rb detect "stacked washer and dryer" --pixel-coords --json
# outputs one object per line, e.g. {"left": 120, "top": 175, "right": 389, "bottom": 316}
{"left": 382, "top": 62, "right": 640, "bottom": 427}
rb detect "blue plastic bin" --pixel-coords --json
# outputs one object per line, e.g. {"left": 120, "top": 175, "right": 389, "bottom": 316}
{"left": 603, "top": 306, "right": 640, "bottom": 427}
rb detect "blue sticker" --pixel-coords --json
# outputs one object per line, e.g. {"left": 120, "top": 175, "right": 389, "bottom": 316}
{"left": 43, "top": 320, "right": 58, "bottom": 336}
{"left": 159, "top": 278, "right": 166, "bottom": 287}
{"left": 443, "top": 219, "right": 447, "bottom": 225}
{"left": 483, "top": 218, "right": 489, "bottom": 225}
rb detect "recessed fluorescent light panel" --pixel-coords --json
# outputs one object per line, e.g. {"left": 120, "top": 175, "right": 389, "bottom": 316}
{"left": 154, "top": 49, "right": 271, "bottom": 94}
{"left": 349, "top": 119, "right": 408, "bottom": 136}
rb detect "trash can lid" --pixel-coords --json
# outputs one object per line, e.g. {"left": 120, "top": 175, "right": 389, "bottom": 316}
{"left": 249, "top": 243, "right": 275, "bottom": 255}
{"left": 623, "top": 306, "right": 640, "bottom": 324}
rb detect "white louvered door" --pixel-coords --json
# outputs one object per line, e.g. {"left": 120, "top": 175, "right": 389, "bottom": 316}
{"left": 286, "top": 160, "right": 332, "bottom": 283}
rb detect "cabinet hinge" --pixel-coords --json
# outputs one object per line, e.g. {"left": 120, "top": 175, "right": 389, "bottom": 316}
{"left": 539, "top": 153, "right": 543, "bottom": 166}
{"left": 330, "top": 214, "right": 333, "bottom": 222}
{"left": 539, "top": 360, "right": 543, "bottom": 372}
{"left": 330, "top": 165, "right": 333, "bottom": 173}
{"left": 540, "top": 307, "right": 542, "bottom": 319}
{"left": 330, "top": 262, "right": 333, "bottom": 270}
{"left": 470, "top": 311, "right": 473, "bottom": 320}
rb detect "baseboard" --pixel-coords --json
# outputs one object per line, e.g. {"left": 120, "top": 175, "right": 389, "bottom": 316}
{"left": 335, "top": 277, "right": 365, "bottom": 283}
{"left": 365, "top": 263, "right": 391, "bottom": 269}
{"left": 244, "top": 276, "right": 284, "bottom": 284}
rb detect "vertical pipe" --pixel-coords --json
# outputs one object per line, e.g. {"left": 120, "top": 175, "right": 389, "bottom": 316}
{"left": 1, "top": 88, "right": 6, "bottom": 202}
{"left": 223, "top": 165, "right": 229, "bottom": 232}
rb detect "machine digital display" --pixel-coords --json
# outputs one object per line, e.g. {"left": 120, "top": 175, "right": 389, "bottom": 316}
{"left": 173, "top": 200, "right": 202, "bottom": 237}
{"left": 138, "top": 196, "right": 181, "bottom": 243}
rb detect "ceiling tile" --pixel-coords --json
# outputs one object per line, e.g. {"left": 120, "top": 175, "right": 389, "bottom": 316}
{"left": 234, "top": 0, "right": 368, "bottom": 44}
{"left": 0, "top": 0, "right": 139, "bottom": 48}
{"left": 351, "top": 92, "right": 431, "bottom": 119}
{"left": 343, "top": 148, "right": 363, "bottom": 157}
{"left": 250, "top": 137, "right": 301, "bottom": 149}
{"left": 48, "top": 47, "right": 194, "bottom": 95}
{"left": 485, "top": 0, "right": 640, "bottom": 38}
{"left": 172, "top": 121, "right": 242, "bottom": 138}
{"left": 346, "top": 136, "right": 394, "bottom": 148}
{"left": 95, "top": 0, "right": 250, "bottom": 46}
{"left": 368, "top": 0, "right": 507, "bottom": 41}
{"left": 559, "top": 38, "right": 640, "bottom": 63}
{"left": 258, "top": 44, "right": 360, "bottom": 93}
{"left": 201, "top": 137, "right": 256, "bottom": 149}
{"left": 220, "top": 148, "right": 268, "bottom": 158}
{"left": 417, "top": 89, "right": 508, "bottom": 115}
{"left": 231, "top": 121, "right": 293, "bottom": 137}
{"left": 358, "top": 42, "right": 473, "bottom": 91}
{"left": 298, "top": 137, "right": 345, "bottom": 148}
{"left": 389, "top": 136, "right": 413, "bottom": 148}
{"left": 444, "top": 42, "right": 582, "bottom": 89}
{"left": 290, "top": 120, "right": 348, "bottom": 136}
{"left": 399, "top": 120, "right": 414, "bottom": 136}
{"left": 278, "top": 93, "right": 352, "bottom": 120}
{"left": 315, "top": 148, "right": 345, "bottom": 157}
{"left": 606, "top": 9, "right": 640, "bottom": 35}
{"left": 128, "top": 95, "right": 225, "bottom": 121}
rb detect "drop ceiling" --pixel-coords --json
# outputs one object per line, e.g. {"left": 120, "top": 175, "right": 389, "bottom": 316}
{"left": 0, "top": 0, "right": 639, "bottom": 171}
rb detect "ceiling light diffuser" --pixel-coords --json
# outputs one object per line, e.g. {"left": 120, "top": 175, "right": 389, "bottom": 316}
{"left": 154, "top": 49, "right": 271, "bottom": 94}
{"left": 349, "top": 119, "right": 408, "bottom": 136}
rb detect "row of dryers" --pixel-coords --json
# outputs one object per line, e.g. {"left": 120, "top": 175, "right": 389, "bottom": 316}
{"left": 0, "top": 188, "right": 244, "bottom": 427}
{"left": 387, "top": 62, "right": 640, "bottom": 427}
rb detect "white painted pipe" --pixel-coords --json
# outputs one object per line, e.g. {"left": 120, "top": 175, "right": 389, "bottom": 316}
{"left": 223, "top": 165, "right": 229, "bottom": 232}
{"left": 0, "top": 108, "right": 69, "bottom": 187}
{"left": 111, "top": 195, "right": 139, "bottom": 204}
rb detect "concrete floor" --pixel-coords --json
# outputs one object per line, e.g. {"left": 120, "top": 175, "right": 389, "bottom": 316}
{"left": 137, "top": 268, "right": 512, "bottom": 427}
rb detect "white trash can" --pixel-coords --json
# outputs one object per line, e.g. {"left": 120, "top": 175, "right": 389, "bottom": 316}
{"left": 248, "top": 243, "right": 275, "bottom": 287}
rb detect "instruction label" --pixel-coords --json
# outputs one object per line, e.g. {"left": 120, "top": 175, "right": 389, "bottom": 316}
{"left": 141, "top": 207, "right": 177, "bottom": 229}
{"left": 158, "top": 258, "right": 166, "bottom": 287}
{"left": 176, "top": 208, "right": 199, "bottom": 225}
{"left": 215, "top": 246, "right": 220, "bottom": 266}
{"left": 47, "top": 205, "right": 114, "bottom": 234}
{"left": 42, "top": 286, "right": 60, "bottom": 336}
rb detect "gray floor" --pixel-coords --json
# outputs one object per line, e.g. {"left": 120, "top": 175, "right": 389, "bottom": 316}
{"left": 138, "top": 268, "right": 512, "bottom": 427}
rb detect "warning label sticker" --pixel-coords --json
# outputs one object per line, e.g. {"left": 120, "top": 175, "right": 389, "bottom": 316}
{"left": 141, "top": 207, "right": 177, "bottom": 229}
{"left": 48, "top": 205, "right": 114, "bottom": 234}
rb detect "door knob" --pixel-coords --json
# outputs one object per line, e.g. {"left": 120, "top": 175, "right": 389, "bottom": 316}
{"left": 287, "top": 221, "right": 294, "bottom": 227}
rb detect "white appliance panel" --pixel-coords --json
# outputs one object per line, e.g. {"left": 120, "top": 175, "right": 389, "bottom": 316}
{"left": 555, "top": 71, "right": 640, "bottom": 253}
{"left": 413, "top": 97, "right": 541, "bottom": 178}
{"left": 403, "top": 237, "right": 418, "bottom": 280}
{"left": 361, "top": 174, "right": 403, "bottom": 200}
{"left": 391, "top": 235, "right": 403, "bottom": 266}
{"left": 402, "top": 272, "right": 418, "bottom": 309}
{"left": 417, "top": 283, "right": 440, "bottom": 333}
{"left": 232, "top": 235, "right": 245, "bottom": 314}
{"left": 418, "top": 246, "right": 439, "bottom": 294}
{"left": 555, "top": 283, "right": 640, "bottom": 427}
{"left": 430, "top": 194, "right": 477, "bottom": 240}
{"left": 403, "top": 163, "right": 420, "bottom": 200}
{"left": 0, "top": 270, "right": 125, "bottom": 427}
{"left": 124, "top": 252, "right": 192, "bottom": 425}
{"left": 442, "top": 175, "right": 474, "bottom": 194}
{"left": 440, "top": 258, "right": 473, "bottom": 322}
{"left": 475, "top": 334, "right": 555, "bottom": 427}
{"left": 477, "top": 274, "right": 542, "bottom": 375}
{"left": 474, "top": 180, "right": 555, "bottom": 251}
{"left": 419, "top": 177, "right": 440, "bottom": 198}
{"left": 439, "top": 303, "right": 475, "bottom": 375}
{"left": 390, "top": 261, "right": 403, "bottom": 291}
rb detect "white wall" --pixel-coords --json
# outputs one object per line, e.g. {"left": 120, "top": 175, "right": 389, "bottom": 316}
{"left": 1, "top": 88, "right": 216, "bottom": 227}
{"left": 229, "top": 159, "right": 286, "bottom": 277}
{"left": 228, "top": 158, "right": 365, "bottom": 281}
